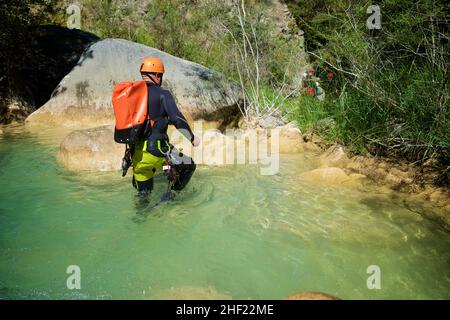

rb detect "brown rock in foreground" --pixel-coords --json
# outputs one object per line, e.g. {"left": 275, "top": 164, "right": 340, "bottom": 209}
{"left": 300, "top": 167, "right": 355, "bottom": 185}
{"left": 319, "top": 144, "right": 348, "bottom": 168}
{"left": 146, "top": 286, "right": 232, "bottom": 300}
{"left": 57, "top": 125, "right": 123, "bottom": 172}
{"left": 284, "top": 292, "right": 340, "bottom": 300}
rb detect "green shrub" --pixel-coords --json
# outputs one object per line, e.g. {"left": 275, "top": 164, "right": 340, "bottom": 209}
{"left": 286, "top": 0, "right": 449, "bottom": 174}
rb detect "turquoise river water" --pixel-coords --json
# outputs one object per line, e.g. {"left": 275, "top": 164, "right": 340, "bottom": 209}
{"left": 0, "top": 125, "right": 449, "bottom": 299}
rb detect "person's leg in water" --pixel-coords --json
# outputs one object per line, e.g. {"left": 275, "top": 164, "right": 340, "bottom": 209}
{"left": 131, "top": 176, "right": 152, "bottom": 208}
{"left": 132, "top": 141, "right": 166, "bottom": 209}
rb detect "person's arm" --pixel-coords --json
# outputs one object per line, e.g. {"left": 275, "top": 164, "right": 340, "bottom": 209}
{"left": 160, "top": 90, "right": 195, "bottom": 143}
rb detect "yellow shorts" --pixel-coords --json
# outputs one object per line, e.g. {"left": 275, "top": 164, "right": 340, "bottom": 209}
{"left": 132, "top": 140, "right": 167, "bottom": 182}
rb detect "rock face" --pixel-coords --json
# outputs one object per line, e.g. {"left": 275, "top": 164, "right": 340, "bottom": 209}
{"left": 1, "top": 25, "right": 100, "bottom": 124}
{"left": 26, "top": 38, "right": 243, "bottom": 129}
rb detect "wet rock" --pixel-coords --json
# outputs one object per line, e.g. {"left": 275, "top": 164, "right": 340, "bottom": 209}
{"left": 57, "top": 125, "right": 123, "bottom": 172}
{"left": 276, "top": 123, "right": 314, "bottom": 153}
{"left": 284, "top": 292, "right": 339, "bottom": 300}
{"left": 345, "top": 155, "right": 420, "bottom": 191}
{"left": 384, "top": 172, "right": 403, "bottom": 186}
{"left": 430, "top": 189, "right": 447, "bottom": 203}
{"left": 194, "top": 129, "right": 236, "bottom": 166}
{"left": 300, "top": 167, "right": 351, "bottom": 184}
{"left": 238, "top": 121, "right": 307, "bottom": 154}
{"left": 147, "top": 286, "right": 232, "bottom": 300}
{"left": 345, "top": 156, "right": 376, "bottom": 171}
{"left": 349, "top": 173, "right": 366, "bottom": 179}
{"left": 57, "top": 125, "right": 240, "bottom": 172}
{"left": 26, "top": 39, "right": 243, "bottom": 129}
{"left": 402, "top": 192, "right": 450, "bottom": 229}
{"left": 319, "top": 145, "right": 348, "bottom": 168}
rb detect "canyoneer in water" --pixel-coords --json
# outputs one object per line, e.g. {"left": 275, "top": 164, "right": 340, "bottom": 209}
{"left": 112, "top": 57, "right": 200, "bottom": 208}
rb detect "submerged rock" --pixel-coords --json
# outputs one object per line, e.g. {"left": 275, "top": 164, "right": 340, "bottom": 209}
{"left": 57, "top": 125, "right": 123, "bottom": 172}
{"left": 26, "top": 38, "right": 243, "bottom": 129}
{"left": 57, "top": 122, "right": 312, "bottom": 172}
{"left": 284, "top": 292, "right": 339, "bottom": 300}
{"left": 300, "top": 167, "right": 350, "bottom": 184}
{"left": 57, "top": 125, "right": 240, "bottom": 172}
{"left": 146, "top": 286, "right": 232, "bottom": 300}
{"left": 319, "top": 145, "right": 348, "bottom": 168}
{"left": 299, "top": 166, "right": 367, "bottom": 188}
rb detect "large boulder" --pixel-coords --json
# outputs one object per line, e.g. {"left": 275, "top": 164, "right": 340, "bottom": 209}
{"left": 26, "top": 38, "right": 243, "bottom": 129}
{"left": 56, "top": 125, "right": 239, "bottom": 172}
{"left": 57, "top": 125, "right": 123, "bottom": 172}
{"left": 57, "top": 124, "right": 287, "bottom": 172}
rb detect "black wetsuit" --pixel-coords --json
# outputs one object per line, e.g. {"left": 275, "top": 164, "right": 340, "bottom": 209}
{"left": 135, "top": 83, "right": 196, "bottom": 193}
{"left": 145, "top": 82, "right": 194, "bottom": 157}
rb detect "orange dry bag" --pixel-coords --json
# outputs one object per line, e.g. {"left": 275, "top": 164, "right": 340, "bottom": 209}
{"left": 112, "top": 81, "right": 149, "bottom": 144}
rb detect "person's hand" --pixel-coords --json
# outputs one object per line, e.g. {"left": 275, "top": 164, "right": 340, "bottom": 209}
{"left": 192, "top": 136, "right": 201, "bottom": 147}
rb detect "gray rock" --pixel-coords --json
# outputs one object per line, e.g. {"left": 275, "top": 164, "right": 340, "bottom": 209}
{"left": 258, "top": 115, "right": 285, "bottom": 128}
{"left": 26, "top": 38, "right": 243, "bottom": 129}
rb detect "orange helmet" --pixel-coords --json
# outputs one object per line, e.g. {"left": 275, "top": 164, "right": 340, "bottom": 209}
{"left": 140, "top": 57, "right": 165, "bottom": 74}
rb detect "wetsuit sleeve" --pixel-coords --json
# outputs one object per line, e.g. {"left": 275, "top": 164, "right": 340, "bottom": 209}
{"left": 160, "top": 90, "right": 195, "bottom": 142}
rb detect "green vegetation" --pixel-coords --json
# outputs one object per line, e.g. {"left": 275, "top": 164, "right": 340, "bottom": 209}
{"left": 285, "top": 0, "right": 449, "bottom": 180}
{"left": 80, "top": 0, "right": 301, "bottom": 87}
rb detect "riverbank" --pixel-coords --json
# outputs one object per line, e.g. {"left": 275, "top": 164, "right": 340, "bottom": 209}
{"left": 302, "top": 133, "right": 450, "bottom": 229}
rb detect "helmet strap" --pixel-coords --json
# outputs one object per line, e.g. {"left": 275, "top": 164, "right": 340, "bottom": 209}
{"left": 142, "top": 73, "right": 162, "bottom": 87}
